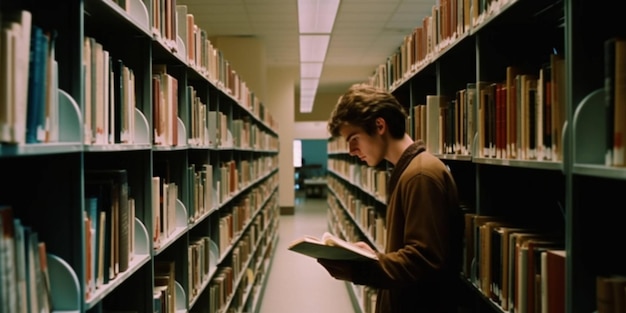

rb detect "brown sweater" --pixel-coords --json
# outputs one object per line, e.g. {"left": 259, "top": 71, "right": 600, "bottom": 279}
{"left": 351, "top": 143, "right": 461, "bottom": 313}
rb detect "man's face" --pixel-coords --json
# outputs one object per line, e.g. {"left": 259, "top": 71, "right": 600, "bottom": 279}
{"left": 339, "top": 123, "right": 385, "bottom": 167}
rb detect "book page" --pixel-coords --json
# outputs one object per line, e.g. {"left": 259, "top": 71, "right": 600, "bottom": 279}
{"left": 321, "top": 232, "right": 378, "bottom": 260}
{"left": 287, "top": 232, "right": 378, "bottom": 261}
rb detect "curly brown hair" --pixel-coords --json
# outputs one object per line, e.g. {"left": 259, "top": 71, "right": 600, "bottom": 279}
{"left": 327, "top": 83, "right": 407, "bottom": 139}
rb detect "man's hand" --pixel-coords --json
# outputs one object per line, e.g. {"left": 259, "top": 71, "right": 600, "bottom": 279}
{"left": 317, "top": 258, "right": 353, "bottom": 281}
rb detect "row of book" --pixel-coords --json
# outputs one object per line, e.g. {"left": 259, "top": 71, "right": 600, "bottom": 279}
{"left": 85, "top": 172, "right": 277, "bottom": 312}
{"left": 152, "top": 65, "right": 279, "bottom": 151}
{"left": 410, "top": 53, "right": 567, "bottom": 162}
{"left": 463, "top": 213, "right": 566, "bottom": 313}
{"left": 206, "top": 198, "right": 277, "bottom": 313}
{"left": 152, "top": 1, "right": 277, "bottom": 130}
{"left": 596, "top": 274, "right": 626, "bottom": 313}
{"left": 187, "top": 182, "right": 277, "bottom": 310}
{"left": 0, "top": 11, "right": 60, "bottom": 145}
{"left": 0, "top": 206, "right": 52, "bottom": 313}
{"left": 187, "top": 236, "right": 216, "bottom": 304}
{"left": 328, "top": 176, "right": 386, "bottom": 252}
{"left": 83, "top": 36, "right": 138, "bottom": 146}
{"left": 84, "top": 169, "right": 135, "bottom": 300}
{"left": 326, "top": 189, "right": 380, "bottom": 313}
{"left": 370, "top": 0, "right": 518, "bottom": 91}
{"left": 152, "top": 155, "right": 278, "bottom": 250}
{"left": 0, "top": 3, "right": 279, "bottom": 148}
{"left": 153, "top": 260, "right": 176, "bottom": 313}
{"left": 327, "top": 158, "right": 388, "bottom": 203}
{"left": 186, "top": 163, "right": 216, "bottom": 224}
{"left": 604, "top": 37, "right": 626, "bottom": 167}
{"left": 373, "top": 0, "right": 473, "bottom": 90}
{"left": 151, "top": 176, "right": 178, "bottom": 250}
{"left": 83, "top": 166, "right": 279, "bottom": 305}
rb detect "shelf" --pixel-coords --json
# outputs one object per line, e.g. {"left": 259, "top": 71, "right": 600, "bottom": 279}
{"left": 327, "top": 169, "right": 386, "bottom": 206}
{"left": 470, "top": 0, "right": 521, "bottom": 34}
{"left": 248, "top": 230, "right": 279, "bottom": 313}
{"left": 459, "top": 276, "right": 506, "bottom": 313}
{"left": 84, "top": 0, "right": 151, "bottom": 38}
{"left": 83, "top": 108, "right": 151, "bottom": 151}
{"left": 0, "top": 89, "right": 82, "bottom": 157}
{"left": 473, "top": 157, "right": 563, "bottom": 171}
{"left": 572, "top": 164, "right": 626, "bottom": 180}
{"left": 217, "top": 186, "right": 278, "bottom": 263}
{"left": 435, "top": 153, "right": 473, "bottom": 161}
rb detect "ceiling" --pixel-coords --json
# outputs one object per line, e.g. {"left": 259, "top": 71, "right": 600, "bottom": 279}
{"left": 175, "top": 0, "right": 434, "bottom": 95}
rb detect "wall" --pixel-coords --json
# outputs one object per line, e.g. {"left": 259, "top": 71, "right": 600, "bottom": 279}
{"left": 294, "top": 121, "right": 329, "bottom": 139}
{"left": 266, "top": 66, "right": 297, "bottom": 212}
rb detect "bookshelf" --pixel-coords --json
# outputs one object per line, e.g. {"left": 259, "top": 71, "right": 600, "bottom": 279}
{"left": 326, "top": 138, "right": 387, "bottom": 313}
{"left": 0, "top": 0, "right": 280, "bottom": 313}
{"left": 327, "top": 0, "right": 624, "bottom": 312}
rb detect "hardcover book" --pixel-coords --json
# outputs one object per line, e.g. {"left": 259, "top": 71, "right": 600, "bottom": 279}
{"left": 288, "top": 232, "right": 378, "bottom": 261}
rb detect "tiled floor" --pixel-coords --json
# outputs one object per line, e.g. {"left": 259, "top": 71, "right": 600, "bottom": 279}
{"left": 258, "top": 192, "right": 355, "bottom": 313}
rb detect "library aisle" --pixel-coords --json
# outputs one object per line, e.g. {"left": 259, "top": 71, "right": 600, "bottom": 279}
{"left": 258, "top": 192, "right": 355, "bottom": 313}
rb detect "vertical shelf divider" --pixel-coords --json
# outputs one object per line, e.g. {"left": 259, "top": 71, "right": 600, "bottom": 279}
{"left": 48, "top": 253, "right": 81, "bottom": 312}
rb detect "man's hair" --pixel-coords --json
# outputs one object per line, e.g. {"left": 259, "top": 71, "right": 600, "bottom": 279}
{"left": 327, "top": 83, "right": 407, "bottom": 139}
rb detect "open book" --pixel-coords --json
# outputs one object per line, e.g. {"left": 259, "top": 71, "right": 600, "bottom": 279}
{"left": 287, "top": 232, "right": 378, "bottom": 261}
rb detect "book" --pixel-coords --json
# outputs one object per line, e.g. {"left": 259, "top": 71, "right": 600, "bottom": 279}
{"left": 85, "top": 169, "right": 130, "bottom": 274}
{"left": 287, "top": 232, "right": 378, "bottom": 261}
{"left": 541, "top": 249, "right": 565, "bottom": 313}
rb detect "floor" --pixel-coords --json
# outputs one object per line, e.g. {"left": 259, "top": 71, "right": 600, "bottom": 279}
{"left": 258, "top": 191, "right": 356, "bottom": 313}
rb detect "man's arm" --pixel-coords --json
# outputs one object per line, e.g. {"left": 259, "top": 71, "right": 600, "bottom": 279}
{"left": 351, "top": 173, "right": 452, "bottom": 288}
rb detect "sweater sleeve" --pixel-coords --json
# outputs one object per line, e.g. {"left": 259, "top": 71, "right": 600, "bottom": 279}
{"left": 351, "top": 173, "right": 453, "bottom": 289}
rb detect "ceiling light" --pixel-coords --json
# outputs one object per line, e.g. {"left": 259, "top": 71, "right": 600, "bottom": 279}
{"left": 301, "top": 62, "right": 323, "bottom": 78}
{"left": 297, "top": 0, "right": 339, "bottom": 114}
{"left": 301, "top": 90, "right": 317, "bottom": 98}
{"left": 300, "top": 35, "right": 329, "bottom": 62}
{"left": 298, "top": 0, "right": 340, "bottom": 34}
{"left": 300, "top": 98, "right": 314, "bottom": 113}
{"left": 300, "top": 78, "right": 319, "bottom": 90}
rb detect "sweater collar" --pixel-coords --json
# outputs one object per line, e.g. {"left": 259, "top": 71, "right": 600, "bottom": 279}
{"left": 387, "top": 140, "right": 426, "bottom": 198}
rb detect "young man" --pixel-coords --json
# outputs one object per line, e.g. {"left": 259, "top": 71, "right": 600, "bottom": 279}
{"left": 319, "top": 83, "right": 463, "bottom": 313}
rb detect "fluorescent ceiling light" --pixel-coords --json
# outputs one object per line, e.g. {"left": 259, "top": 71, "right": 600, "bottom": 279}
{"left": 300, "top": 98, "right": 313, "bottom": 108}
{"left": 298, "top": 0, "right": 340, "bottom": 33}
{"left": 301, "top": 90, "right": 317, "bottom": 98}
{"left": 300, "top": 96, "right": 315, "bottom": 106}
{"left": 300, "top": 35, "right": 329, "bottom": 62}
{"left": 300, "top": 94, "right": 316, "bottom": 102}
{"left": 297, "top": 0, "right": 339, "bottom": 114}
{"left": 300, "top": 99, "right": 314, "bottom": 113}
{"left": 301, "top": 62, "right": 323, "bottom": 78}
{"left": 300, "top": 78, "right": 319, "bottom": 90}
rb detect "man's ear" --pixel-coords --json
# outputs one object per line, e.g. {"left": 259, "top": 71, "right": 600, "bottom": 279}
{"left": 375, "top": 117, "right": 386, "bottom": 134}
